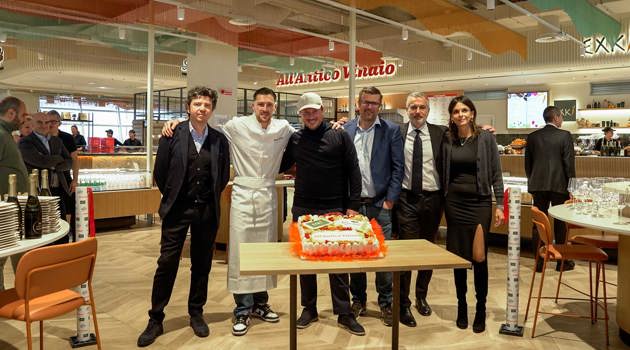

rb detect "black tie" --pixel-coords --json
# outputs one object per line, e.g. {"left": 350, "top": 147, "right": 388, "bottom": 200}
{"left": 411, "top": 129, "right": 423, "bottom": 195}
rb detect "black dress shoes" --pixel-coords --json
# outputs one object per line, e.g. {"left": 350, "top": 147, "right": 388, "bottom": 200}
{"left": 338, "top": 314, "right": 366, "bottom": 336}
{"left": 296, "top": 308, "right": 319, "bottom": 329}
{"left": 415, "top": 298, "right": 432, "bottom": 316}
{"left": 400, "top": 307, "right": 417, "bottom": 327}
{"left": 190, "top": 315, "right": 209, "bottom": 337}
{"left": 137, "top": 319, "right": 163, "bottom": 347}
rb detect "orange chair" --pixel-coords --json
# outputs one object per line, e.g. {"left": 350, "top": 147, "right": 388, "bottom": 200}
{"left": 525, "top": 207, "right": 609, "bottom": 345}
{"left": 0, "top": 238, "right": 101, "bottom": 350}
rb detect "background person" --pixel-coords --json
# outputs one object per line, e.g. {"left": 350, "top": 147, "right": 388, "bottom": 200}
{"left": 441, "top": 95, "right": 504, "bottom": 334}
{"left": 71, "top": 125, "right": 87, "bottom": 150}
{"left": 105, "top": 129, "right": 123, "bottom": 146}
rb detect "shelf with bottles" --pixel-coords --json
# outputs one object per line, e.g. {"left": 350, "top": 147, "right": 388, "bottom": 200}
{"left": 77, "top": 169, "right": 151, "bottom": 192}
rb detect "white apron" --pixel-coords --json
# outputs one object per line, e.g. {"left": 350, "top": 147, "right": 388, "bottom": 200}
{"left": 224, "top": 115, "right": 293, "bottom": 293}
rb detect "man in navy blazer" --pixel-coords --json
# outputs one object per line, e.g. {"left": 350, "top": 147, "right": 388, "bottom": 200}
{"left": 345, "top": 86, "right": 404, "bottom": 327}
{"left": 138, "top": 87, "right": 230, "bottom": 347}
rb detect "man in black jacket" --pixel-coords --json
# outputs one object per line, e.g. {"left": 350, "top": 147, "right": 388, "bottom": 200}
{"left": 525, "top": 106, "right": 576, "bottom": 272}
{"left": 280, "top": 92, "right": 365, "bottom": 335}
{"left": 137, "top": 87, "right": 230, "bottom": 347}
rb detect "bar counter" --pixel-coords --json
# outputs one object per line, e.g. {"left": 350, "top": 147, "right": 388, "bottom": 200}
{"left": 501, "top": 154, "right": 630, "bottom": 178}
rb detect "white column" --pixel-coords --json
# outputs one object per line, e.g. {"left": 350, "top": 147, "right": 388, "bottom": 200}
{"left": 348, "top": 11, "right": 356, "bottom": 119}
{"left": 145, "top": 26, "right": 155, "bottom": 178}
{"left": 187, "top": 40, "right": 238, "bottom": 126}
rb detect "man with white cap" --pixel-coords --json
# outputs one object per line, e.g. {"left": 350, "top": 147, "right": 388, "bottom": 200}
{"left": 280, "top": 92, "right": 365, "bottom": 335}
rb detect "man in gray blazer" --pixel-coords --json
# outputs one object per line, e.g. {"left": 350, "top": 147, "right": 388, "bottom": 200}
{"left": 525, "top": 106, "right": 576, "bottom": 272}
{"left": 19, "top": 112, "right": 73, "bottom": 243}
{"left": 345, "top": 86, "right": 404, "bottom": 327}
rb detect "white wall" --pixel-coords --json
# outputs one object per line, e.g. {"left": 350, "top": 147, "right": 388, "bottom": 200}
{"left": 0, "top": 90, "right": 40, "bottom": 114}
{"left": 474, "top": 82, "right": 630, "bottom": 135}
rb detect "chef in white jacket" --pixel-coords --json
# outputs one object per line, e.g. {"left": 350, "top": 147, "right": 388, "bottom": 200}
{"left": 223, "top": 87, "right": 294, "bottom": 336}
{"left": 162, "top": 87, "right": 293, "bottom": 337}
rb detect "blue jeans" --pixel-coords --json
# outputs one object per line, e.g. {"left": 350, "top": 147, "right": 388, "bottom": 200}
{"left": 350, "top": 203, "right": 393, "bottom": 307}
{"left": 233, "top": 291, "right": 269, "bottom": 317}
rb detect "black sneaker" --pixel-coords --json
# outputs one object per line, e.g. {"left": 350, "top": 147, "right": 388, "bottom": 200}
{"left": 556, "top": 260, "right": 575, "bottom": 272}
{"left": 251, "top": 303, "right": 280, "bottom": 323}
{"left": 296, "top": 308, "right": 318, "bottom": 329}
{"left": 189, "top": 315, "right": 209, "bottom": 338}
{"left": 380, "top": 305, "right": 393, "bottom": 327}
{"left": 232, "top": 315, "right": 250, "bottom": 336}
{"left": 351, "top": 301, "right": 367, "bottom": 318}
{"left": 137, "top": 319, "right": 163, "bottom": 347}
{"left": 338, "top": 314, "right": 366, "bottom": 336}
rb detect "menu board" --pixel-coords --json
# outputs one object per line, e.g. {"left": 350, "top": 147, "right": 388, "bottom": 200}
{"left": 507, "top": 91, "right": 548, "bottom": 129}
{"left": 427, "top": 93, "right": 458, "bottom": 126}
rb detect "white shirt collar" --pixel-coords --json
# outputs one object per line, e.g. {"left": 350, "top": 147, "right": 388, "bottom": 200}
{"left": 358, "top": 116, "right": 380, "bottom": 132}
{"left": 408, "top": 121, "right": 428, "bottom": 135}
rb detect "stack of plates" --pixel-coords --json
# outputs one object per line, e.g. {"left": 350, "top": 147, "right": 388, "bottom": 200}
{"left": 17, "top": 196, "right": 62, "bottom": 234}
{"left": 0, "top": 202, "right": 20, "bottom": 249}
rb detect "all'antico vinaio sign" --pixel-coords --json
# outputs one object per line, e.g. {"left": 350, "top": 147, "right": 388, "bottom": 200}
{"left": 276, "top": 61, "right": 397, "bottom": 88}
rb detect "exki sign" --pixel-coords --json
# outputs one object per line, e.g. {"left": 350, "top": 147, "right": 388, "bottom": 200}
{"left": 583, "top": 33, "right": 630, "bottom": 57}
{"left": 276, "top": 61, "right": 397, "bottom": 87}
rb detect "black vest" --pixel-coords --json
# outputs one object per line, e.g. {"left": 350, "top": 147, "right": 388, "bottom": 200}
{"left": 178, "top": 133, "right": 214, "bottom": 205}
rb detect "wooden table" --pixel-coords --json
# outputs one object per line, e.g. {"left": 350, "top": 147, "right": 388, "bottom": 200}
{"left": 240, "top": 239, "right": 470, "bottom": 349}
{"left": 548, "top": 204, "right": 630, "bottom": 346}
{"left": 0, "top": 220, "right": 69, "bottom": 258}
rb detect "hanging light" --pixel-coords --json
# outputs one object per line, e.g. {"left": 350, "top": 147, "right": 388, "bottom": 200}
{"left": 398, "top": 59, "right": 403, "bottom": 67}
{"left": 487, "top": 0, "right": 495, "bottom": 10}
{"left": 289, "top": 57, "right": 295, "bottom": 66}
{"left": 402, "top": 28, "right": 409, "bottom": 41}
{"left": 328, "top": 39, "right": 335, "bottom": 51}
{"left": 177, "top": 5, "right": 185, "bottom": 21}
{"left": 237, "top": 65, "right": 243, "bottom": 73}
{"left": 580, "top": 45, "right": 586, "bottom": 57}
{"left": 118, "top": 28, "right": 126, "bottom": 40}
{"left": 467, "top": 50, "right": 473, "bottom": 61}
{"left": 0, "top": 33, "right": 6, "bottom": 43}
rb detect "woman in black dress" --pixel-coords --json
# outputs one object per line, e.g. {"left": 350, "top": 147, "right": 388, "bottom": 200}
{"left": 442, "top": 96, "right": 504, "bottom": 333}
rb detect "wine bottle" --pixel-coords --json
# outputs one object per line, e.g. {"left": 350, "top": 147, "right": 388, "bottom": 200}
{"left": 40, "top": 169, "right": 52, "bottom": 196}
{"left": 31, "top": 169, "right": 40, "bottom": 194}
{"left": 24, "top": 174, "right": 42, "bottom": 239}
{"left": 6, "top": 174, "right": 23, "bottom": 240}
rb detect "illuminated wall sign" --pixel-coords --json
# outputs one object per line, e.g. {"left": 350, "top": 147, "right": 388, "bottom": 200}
{"left": 276, "top": 61, "right": 397, "bottom": 87}
{"left": 583, "top": 34, "right": 630, "bottom": 57}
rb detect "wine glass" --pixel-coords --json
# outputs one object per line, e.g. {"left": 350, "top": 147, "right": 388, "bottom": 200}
{"left": 567, "top": 178, "right": 577, "bottom": 208}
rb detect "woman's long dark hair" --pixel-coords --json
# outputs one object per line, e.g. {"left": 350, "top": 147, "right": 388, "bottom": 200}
{"left": 448, "top": 95, "right": 481, "bottom": 142}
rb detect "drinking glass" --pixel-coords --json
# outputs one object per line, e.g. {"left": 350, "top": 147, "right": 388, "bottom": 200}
{"left": 567, "top": 177, "right": 577, "bottom": 208}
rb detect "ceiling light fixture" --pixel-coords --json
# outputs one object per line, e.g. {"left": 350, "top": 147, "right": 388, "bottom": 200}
{"left": 580, "top": 45, "right": 586, "bottom": 57}
{"left": 237, "top": 65, "right": 242, "bottom": 73}
{"left": 398, "top": 59, "right": 403, "bottom": 67}
{"left": 467, "top": 50, "right": 473, "bottom": 61}
{"left": 487, "top": 0, "right": 495, "bottom": 10}
{"left": 177, "top": 5, "right": 185, "bottom": 21}
{"left": 118, "top": 28, "right": 126, "bottom": 40}
{"left": 37, "top": 53, "right": 44, "bottom": 61}
{"left": 228, "top": 17, "right": 257, "bottom": 26}
{"left": 289, "top": 57, "right": 295, "bottom": 66}
{"left": 402, "top": 28, "right": 409, "bottom": 41}
{"left": 253, "top": 81, "right": 258, "bottom": 85}
{"left": 328, "top": 39, "right": 335, "bottom": 51}
{"left": 0, "top": 33, "right": 6, "bottom": 43}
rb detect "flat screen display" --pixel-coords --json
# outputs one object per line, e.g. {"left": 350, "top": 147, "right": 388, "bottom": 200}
{"left": 507, "top": 91, "right": 548, "bottom": 129}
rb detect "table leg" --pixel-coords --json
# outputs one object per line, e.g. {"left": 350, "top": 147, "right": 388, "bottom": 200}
{"left": 290, "top": 274, "right": 297, "bottom": 350}
{"left": 392, "top": 271, "right": 400, "bottom": 350}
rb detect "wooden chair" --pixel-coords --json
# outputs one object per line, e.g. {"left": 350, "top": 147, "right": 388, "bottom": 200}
{"left": 0, "top": 238, "right": 101, "bottom": 350}
{"left": 525, "top": 207, "right": 609, "bottom": 345}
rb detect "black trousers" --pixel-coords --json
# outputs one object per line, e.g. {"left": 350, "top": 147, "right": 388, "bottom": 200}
{"left": 292, "top": 205, "right": 352, "bottom": 316}
{"left": 149, "top": 202, "right": 217, "bottom": 322}
{"left": 397, "top": 189, "right": 442, "bottom": 307}
{"left": 531, "top": 191, "right": 569, "bottom": 255}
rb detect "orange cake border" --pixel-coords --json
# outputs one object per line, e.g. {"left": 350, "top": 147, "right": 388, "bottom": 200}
{"left": 289, "top": 216, "right": 387, "bottom": 261}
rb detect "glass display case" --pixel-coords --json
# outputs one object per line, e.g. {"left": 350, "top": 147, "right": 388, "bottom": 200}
{"left": 78, "top": 169, "right": 151, "bottom": 192}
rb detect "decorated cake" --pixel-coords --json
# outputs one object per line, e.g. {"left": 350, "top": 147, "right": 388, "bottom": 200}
{"left": 289, "top": 213, "right": 386, "bottom": 260}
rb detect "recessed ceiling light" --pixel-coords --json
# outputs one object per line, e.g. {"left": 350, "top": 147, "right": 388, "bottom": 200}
{"left": 88, "top": 82, "right": 96, "bottom": 85}
{"left": 228, "top": 17, "right": 256, "bottom": 26}
{"left": 97, "top": 86, "right": 108, "bottom": 89}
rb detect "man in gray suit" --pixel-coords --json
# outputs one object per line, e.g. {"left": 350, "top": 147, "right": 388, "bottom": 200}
{"left": 525, "top": 106, "right": 576, "bottom": 272}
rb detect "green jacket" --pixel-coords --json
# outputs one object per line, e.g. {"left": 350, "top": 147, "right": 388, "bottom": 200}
{"left": 0, "top": 119, "right": 28, "bottom": 195}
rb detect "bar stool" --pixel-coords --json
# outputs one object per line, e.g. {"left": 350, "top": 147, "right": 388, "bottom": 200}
{"left": 525, "top": 207, "right": 610, "bottom": 345}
